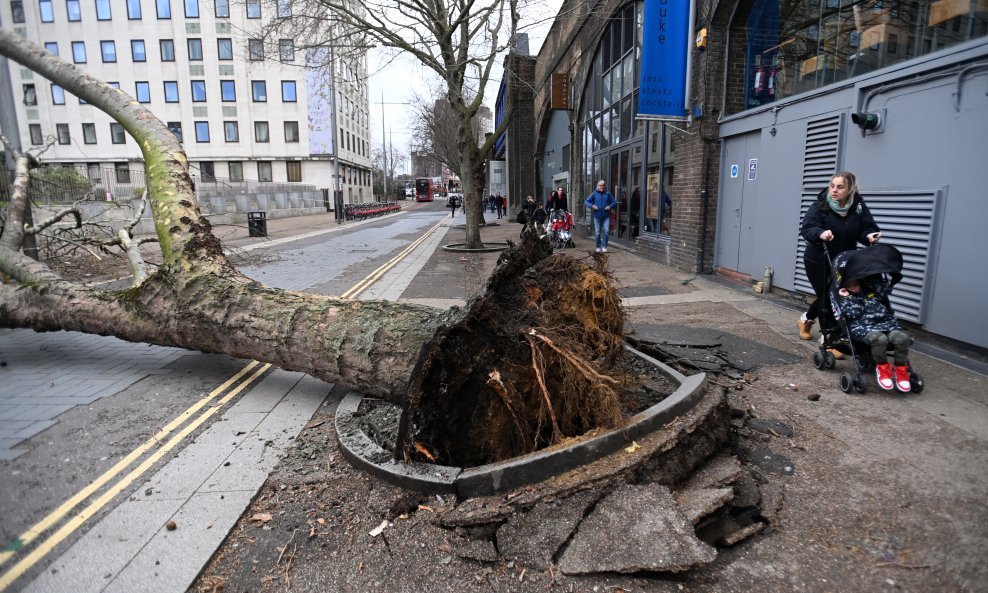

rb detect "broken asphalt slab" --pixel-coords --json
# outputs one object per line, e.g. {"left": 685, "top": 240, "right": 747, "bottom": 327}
{"left": 630, "top": 323, "right": 803, "bottom": 372}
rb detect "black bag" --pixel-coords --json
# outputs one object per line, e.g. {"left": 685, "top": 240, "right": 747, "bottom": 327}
{"left": 516, "top": 210, "right": 527, "bottom": 224}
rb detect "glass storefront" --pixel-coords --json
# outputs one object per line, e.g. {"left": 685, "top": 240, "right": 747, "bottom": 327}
{"left": 579, "top": 1, "right": 676, "bottom": 240}
{"left": 740, "top": 0, "right": 988, "bottom": 112}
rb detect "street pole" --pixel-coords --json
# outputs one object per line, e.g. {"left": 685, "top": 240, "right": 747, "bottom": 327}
{"left": 330, "top": 45, "right": 343, "bottom": 220}
{"left": 381, "top": 90, "right": 388, "bottom": 198}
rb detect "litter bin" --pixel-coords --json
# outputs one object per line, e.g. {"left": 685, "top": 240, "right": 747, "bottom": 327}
{"left": 247, "top": 211, "right": 267, "bottom": 237}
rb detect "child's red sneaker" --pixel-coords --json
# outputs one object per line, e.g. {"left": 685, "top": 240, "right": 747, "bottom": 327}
{"left": 875, "top": 363, "right": 894, "bottom": 391}
{"left": 894, "top": 365, "right": 911, "bottom": 392}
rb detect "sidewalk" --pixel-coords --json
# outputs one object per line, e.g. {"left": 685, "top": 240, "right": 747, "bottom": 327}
{"left": 198, "top": 208, "right": 988, "bottom": 592}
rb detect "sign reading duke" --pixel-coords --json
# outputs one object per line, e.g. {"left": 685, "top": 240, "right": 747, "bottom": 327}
{"left": 637, "top": 0, "right": 692, "bottom": 120}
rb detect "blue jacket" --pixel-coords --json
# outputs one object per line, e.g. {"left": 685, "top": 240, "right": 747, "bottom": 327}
{"left": 837, "top": 279, "right": 901, "bottom": 340}
{"left": 584, "top": 190, "right": 616, "bottom": 221}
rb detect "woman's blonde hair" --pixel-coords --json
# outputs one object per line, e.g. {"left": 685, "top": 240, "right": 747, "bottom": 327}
{"left": 832, "top": 171, "right": 858, "bottom": 198}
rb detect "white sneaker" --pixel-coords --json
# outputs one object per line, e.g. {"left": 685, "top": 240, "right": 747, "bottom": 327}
{"left": 602, "top": 247, "right": 608, "bottom": 253}
{"left": 595, "top": 247, "right": 602, "bottom": 253}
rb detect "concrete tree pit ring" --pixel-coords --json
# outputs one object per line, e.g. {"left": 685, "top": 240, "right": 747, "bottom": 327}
{"left": 441, "top": 242, "right": 511, "bottom": 253}
{"left": 335, "top": 346, "right": 709, "bottom": 497}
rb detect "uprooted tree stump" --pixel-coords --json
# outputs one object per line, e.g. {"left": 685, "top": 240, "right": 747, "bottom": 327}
{"left": 396, "top": 229, "right": 639, "bottom": 467}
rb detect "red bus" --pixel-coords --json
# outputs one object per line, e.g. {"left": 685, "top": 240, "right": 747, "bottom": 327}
{"left": 414, "top": 177, "right": 434, "bottom": 202}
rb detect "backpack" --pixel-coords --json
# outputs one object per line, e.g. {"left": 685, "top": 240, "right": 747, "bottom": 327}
{"left": 517, "top": 210, "right": 527, "bottom": 224}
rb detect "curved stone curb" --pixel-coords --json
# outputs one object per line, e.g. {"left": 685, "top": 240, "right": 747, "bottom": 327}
{"left": 442, "top": 242, "right": 511, "bottom": 253}
{"left": 335, "top": 347, "right": 707, "bottom": 497}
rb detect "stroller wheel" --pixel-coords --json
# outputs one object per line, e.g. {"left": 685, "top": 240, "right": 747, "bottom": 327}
{"left": 911, "top": 372, "right": 925, "bottom": 394}
{"left": 824, "top": 351, "right": 837, "bottom": 369}
{"left": 853, "top": 377, "right": 868, "bottom": 394}
{"left": 839, "top": 372, "right": 853, "bottom": 393}
{"left": 813, "top": 351, "right": 825, "bottom": 370}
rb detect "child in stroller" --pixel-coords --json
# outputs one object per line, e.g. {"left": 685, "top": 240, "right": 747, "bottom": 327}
{"left": 548, "top": 209, "right": 575, "bottom": 250}
{"left": 814, "top": 243, "right": 924, "bottom": 394}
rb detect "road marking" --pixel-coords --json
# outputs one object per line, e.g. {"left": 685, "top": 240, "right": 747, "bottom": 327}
{"left": 0, "top": 363, "right": 271, "bottom": 591}
{"left": 340, "top": 218, "right": 447, "bottom": 299}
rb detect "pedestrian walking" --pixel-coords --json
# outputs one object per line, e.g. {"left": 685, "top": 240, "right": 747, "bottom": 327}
{"left": 494, "top": 194, "right": 503, "bottom": 219}
{"left": 584, "top": 180, "right": 616, "bottom": 253}
{"left": 448, "top": 194, "right": 460, "bottom": 217}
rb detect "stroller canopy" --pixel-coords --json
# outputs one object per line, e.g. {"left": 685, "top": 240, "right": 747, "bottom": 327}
{"left": 833, "top": 243, "right": 903, "bottom": 288}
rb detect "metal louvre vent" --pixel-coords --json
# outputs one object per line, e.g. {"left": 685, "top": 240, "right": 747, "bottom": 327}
{"left": 795, "top": 115, "right": 843, "bottom": 295}
{"left": 858, "top": 190, "right": 940, "bottom": 323}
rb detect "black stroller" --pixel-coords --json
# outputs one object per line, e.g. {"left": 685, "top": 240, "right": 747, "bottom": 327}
{"left": 813, "top": 243, "right": 925, "bottom": 394}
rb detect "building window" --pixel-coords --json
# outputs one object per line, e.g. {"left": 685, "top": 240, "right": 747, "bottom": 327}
{"left": 66, "top": 0, "right": 80, "bottom": 21}
{"left": 156, "top": 0, "right": 170, "bottom": 18}
{"left": 96, "top": 0, "right": 111, "bottom": 19}
{"left": 279, "top": 39, "right": 294, "bottom": 61}
{"left": 228, "top": 161, "right": 243, "bottom": 181}
{"left": 44, "top": 41, "right": 58, "bottom": 55}
{"left": 194, "top": 121, "right": 209, "bottom": 142}
{"left": 51, "top": 84, "right": 65, "bottom": 104}
{"left": 248, "top": 39, "right": 263, "bottom": 60}
{"left": 200, "top": 161, "right": 215, "bottom": 182}
{"left": 220, "top": 80, "right": 236, "bottom": 101}
{"left": 223, "top": 121, "right": 238, "bottom": 142}
{"left": 217, "top": 38, "right": 232, "bottom": 60}
{"left": 100, "top": 40, "right": 116, "bottom": 62}
{"left": 126, "top": 0, "right": 140, "bottom": 18}
{"left": 163, "top": 80, "right": 179, "bottom": 102}
{"left": 135, "top": 81, "right": 150, "bottom": 103}
{"left": 254, "top": 121, "right": 269, "bottom": 142}
{"left": 131, "top": 40, "right": 146, "bottom": 61}
{"left": 56, "top": 123, "right": 70, "bottom": 145}
{"left": 251, "top": 80, "right": 267, "bottom": 101}
{"left": 40, "top": 0, "right": 54, "bottom": 22}
{"left": 184, "top": 0, "right": 197, "bottom": 17}
{"left": 281, "top": 81, "right": 297, "bottom": 102}
{"left": 191, "top": 80, "right": 206, "bottom": 102}
{"left": 23, "top": 84, "right": 37, "bottom": 105}
{"left": 284, "top": 121, "right": 299, "bottom": 142}
{"left": 167, "top": 121, "right": 182, "bottom": 142}
{"left": 82, "top": 122, "right": 96, "bottom": 144}
{"left": 110, "top": 122, "right": 126, "bottom": 144}
{"left": 160, "top": 39, "right": 175, "bottom": 61}
{"left": 257, "top": 161, "right": 272, "bottom": 182}
{"left": 11, "top": 1, "right": 25, "bottom": 23}
{"left": 115, "top": 162, "right": 131, "bottom": 184}
{"left": 214, "top": 0, "right": 227, "bottom": 17}
{"left": 276, "top": 0, "right": 289, "bottom": 17}
{"left": 187, "top": 38, "right": 203, "bottom": 60}
{"left": 246, "top": 0, "right": 259, "bottom": 18}
{"left": 72, "top": 41, "right": 86, "bottom": 63}
{"left": 286, "top": 161, "right": 301, "bottom": 182}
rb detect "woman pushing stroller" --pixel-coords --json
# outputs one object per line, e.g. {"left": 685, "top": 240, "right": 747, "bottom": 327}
{"left": 798, "top": 172, "right": 882, "bottom": 353}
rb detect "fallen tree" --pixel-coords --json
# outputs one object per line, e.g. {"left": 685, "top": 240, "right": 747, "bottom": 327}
{"left": 0, "top": 32, "right": 632, "bottom": 465}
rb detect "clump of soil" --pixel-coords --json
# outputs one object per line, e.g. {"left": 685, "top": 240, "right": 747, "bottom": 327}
{"left": 396, "top": 231, "right": 648, "bottom": 467}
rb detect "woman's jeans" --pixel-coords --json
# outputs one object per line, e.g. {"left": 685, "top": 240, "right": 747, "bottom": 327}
{"left": 593, "top": 216, "right": 611, "bottom": 249}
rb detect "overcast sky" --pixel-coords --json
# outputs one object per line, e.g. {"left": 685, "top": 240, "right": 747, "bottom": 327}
{"left": 367, "top": 0, "right": 565, "bottom": 174}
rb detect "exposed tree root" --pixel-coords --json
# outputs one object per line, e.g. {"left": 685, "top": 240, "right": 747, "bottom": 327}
{"left": 396, "top": 234, "right": 637, "bottom": 467}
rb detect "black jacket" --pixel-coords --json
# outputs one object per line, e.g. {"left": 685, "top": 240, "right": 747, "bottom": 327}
{"left": 800, "top": 188, "right": 880, "bottom": 264}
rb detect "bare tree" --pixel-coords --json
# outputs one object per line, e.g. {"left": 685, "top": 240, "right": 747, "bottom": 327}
{"left": 253, "top": 0, "right": 525, "bottom": 248}
{"left": 408, "top": 89, "right": 493, "bottom": 183}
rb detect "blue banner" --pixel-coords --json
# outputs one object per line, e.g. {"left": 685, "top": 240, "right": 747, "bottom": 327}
{"left": 637, "top": 0, "right": 691, "bottom": 119}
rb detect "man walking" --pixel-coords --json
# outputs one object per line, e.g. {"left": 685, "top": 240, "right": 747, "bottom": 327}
{"left": 584, "top": 180, "right": 616, "bottom": 253}
{"left": 494, "top": 194, "right": 503, "bottom": 219}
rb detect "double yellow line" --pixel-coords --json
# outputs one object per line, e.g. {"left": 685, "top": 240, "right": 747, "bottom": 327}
{"left": 0, "top": 213, "right": 448, "bottom": 591}
{"left": 340, "top": 218, "right": 447, "bottom": 299}
{"left": 0, "top": 361, "right": 272, "bottom": 591}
